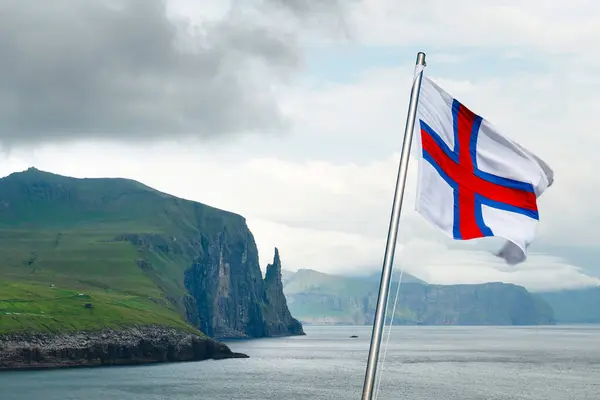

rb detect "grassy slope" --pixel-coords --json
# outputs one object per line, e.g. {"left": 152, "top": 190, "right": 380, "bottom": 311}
{"left": 0, "top": 168, "right": 242, "bottom": 335}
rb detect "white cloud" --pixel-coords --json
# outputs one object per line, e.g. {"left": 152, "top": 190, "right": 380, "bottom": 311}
{"left": 167, "top": 0, "right": 230, "bottom": 21}
{"left": 0, "top": 0, "right": 598, "bottom": 293}
{"left": 395, "top": 239, "right": 600, "bottom": 292}
{"left": 282, "top": 62, "right": 600, "bottom": 248}
{"left": 1, "top": 115, "right": 597, "bottom": 293}
{"left": 248, "top": 218, "right": 385, "bottom": 275}
{"left": 350, "top": 0, "right": 600, "bottom": 55}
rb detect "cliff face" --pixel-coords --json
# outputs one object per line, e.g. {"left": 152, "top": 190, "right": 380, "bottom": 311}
{"left": 385, "top": 282, "right": 555, "bottom": 325}
{"left": 284, "top": 270, "right": 555, "bottom": 326}
{"left": 184, "top": 233, "right": 304, "bottom": 338}
{"left": 262, "top": 248, "right": 305, "bottom": 336}
{"left": 0, "top": 168, "right": 303, "bottom": 345}
{"left": 104, "top": 200, "right": 306, "bottom": 340}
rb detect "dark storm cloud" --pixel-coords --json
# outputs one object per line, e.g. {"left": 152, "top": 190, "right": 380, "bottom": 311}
{"left": 0, "top": 0, "right": 352, "bottom": 147}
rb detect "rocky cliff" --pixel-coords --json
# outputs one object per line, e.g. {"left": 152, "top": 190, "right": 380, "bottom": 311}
{"left": 0, "top": 168, "right": 304, "bottom": 370}
{"left": 262, "top": 248, "right": 305, "bottom": 336}
{"left": 388, "top": 282, "right": 555, "bottom": 325}
{"left": 0, "top": 326, "right": 247, "bottom": 371}
{"left": 184, "top": 240, "right": 304, "bottom": 338}
{"left": 284, "top": 270, "right": 555, "bottom": 325}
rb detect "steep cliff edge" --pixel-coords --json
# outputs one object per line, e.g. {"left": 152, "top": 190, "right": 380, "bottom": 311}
{"left": 262, "top": 248, "right": 304, "bottom": 336}
{"left": 0, "top": 168, "right": 302, "bottom": 367}
{"left": 184, "top": 239, "right": 304, "bottom": 338}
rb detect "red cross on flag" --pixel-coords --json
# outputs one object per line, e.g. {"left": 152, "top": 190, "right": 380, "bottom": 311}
{"left": 414, "top": 76, "right": 554, "bottom": 265}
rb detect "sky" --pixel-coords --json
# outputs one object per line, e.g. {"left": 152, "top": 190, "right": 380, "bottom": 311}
{"left": 0, "top": 0, "right": 598, "bottom": 292}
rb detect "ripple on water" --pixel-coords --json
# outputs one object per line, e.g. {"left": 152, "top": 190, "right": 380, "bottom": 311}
{"left": 1, "top": 325, "right": 599, "bottom": 400}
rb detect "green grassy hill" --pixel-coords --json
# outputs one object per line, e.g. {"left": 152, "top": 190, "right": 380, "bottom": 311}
{"left": 0, "top": 168, "right": 243, "bottom": 335}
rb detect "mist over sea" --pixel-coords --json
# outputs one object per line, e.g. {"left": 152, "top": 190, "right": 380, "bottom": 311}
{"left": 1, "top": 325, "right": 599, "bottom": 400}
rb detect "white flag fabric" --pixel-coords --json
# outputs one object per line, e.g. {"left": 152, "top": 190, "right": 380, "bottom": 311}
{"left": 414, "top": 75, "right": 554, "bottom": 264}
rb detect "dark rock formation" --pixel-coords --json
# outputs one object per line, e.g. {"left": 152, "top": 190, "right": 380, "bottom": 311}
{"left": 185, "top": 237, "right": 305, "bottom": 339}
{"left": 0, "top": 326, "right": 248, "bottom": 371}
{"left": 113, "top": 214, "right": 305, "bottom": 340}
{"left": 262, "top": 248, "right": 305, "bottom": 336}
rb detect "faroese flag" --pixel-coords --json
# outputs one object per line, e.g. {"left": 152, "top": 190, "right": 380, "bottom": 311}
{"left": 414, "top": 76, "right": 554, "bottom": 264}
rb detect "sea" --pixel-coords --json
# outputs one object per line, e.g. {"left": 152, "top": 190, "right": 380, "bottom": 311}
{"left": 1, "top": 325, "right": 599, "bottom": 400}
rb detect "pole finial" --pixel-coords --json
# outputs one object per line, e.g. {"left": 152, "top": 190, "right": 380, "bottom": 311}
{"left": 417, "top": 52, "right": 427, "bottom": 67}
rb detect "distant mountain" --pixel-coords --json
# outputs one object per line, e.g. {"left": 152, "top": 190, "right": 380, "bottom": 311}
{"left": 282, "top": 269, "right": 554, "bottom": 326}
{"left": 364, "top": 270, "right": 428, "bottom": 285}
{"left": 282, "top": 268, "right": 425, "bottom": 288}
{"left": 538, "top": 286, "right": 600, "bottom": 324}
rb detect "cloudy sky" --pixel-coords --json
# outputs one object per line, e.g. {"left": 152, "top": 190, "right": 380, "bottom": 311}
{"left": 0, "top": 0, "right": 598, "bottom": 292}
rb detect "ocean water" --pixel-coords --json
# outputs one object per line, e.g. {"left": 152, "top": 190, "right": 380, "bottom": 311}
{"left": 1, "top": 325, "right": 599, "bottom": 400}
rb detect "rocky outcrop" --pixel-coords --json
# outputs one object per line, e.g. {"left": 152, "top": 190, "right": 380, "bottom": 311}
{"left": 184, "top": 230, "right": 305, "bottom": 339}
{"left": 112, "top": 212, "right": 305, "bottom": 340}
{"left": 262, "top": 248, "right": 305, "bottom": 336}
{"left": 0, "top": 326, "right": 248, "bottom": 371}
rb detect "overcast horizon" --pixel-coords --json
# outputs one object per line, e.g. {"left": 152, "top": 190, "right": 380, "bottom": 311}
{"left": 0, "top": 0, "right": 598, "bottom": 293}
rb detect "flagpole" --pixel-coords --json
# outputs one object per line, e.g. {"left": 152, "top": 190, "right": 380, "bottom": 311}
{"left": 360, "top": 51, "right": 427, "bottom": 400}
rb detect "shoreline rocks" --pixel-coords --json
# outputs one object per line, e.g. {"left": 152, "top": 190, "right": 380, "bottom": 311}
{"left": 0, "top": 326, "right": 248, "bottom": 371}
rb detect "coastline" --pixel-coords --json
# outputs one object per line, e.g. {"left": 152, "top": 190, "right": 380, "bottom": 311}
{"left": 0, "top": 325, "right": 248, "bottom": 372}
{"left": 218, "top": 330, "right": 307, "bottom": 342}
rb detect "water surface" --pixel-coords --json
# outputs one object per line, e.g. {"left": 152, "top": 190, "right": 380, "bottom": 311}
{"left": 1, "top": 325, "right": 599, "bottom": 399}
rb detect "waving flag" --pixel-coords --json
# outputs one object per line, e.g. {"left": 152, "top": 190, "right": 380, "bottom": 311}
{"left": 360, "top": 54, "right": 556, "bottom": 400}
{"left": 414, "top": 76, "right": 554, "bottom": 264}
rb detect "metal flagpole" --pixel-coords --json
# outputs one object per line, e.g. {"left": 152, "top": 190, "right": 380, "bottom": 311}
{"left": 360, "top": 51, "right": 427, "bottom": 400}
